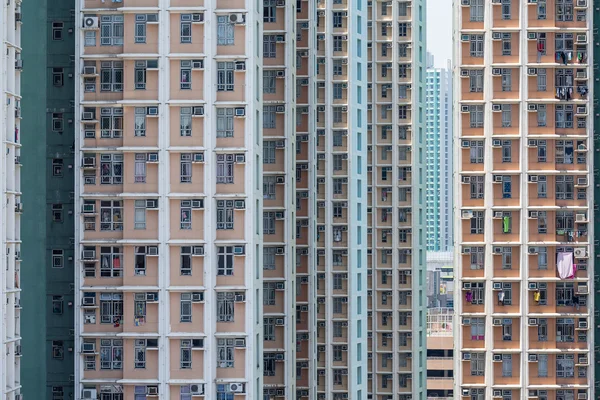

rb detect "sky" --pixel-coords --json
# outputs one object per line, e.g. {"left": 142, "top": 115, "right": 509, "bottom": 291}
{"left": 426, "top": 0, "right": 452, "bottom": 69}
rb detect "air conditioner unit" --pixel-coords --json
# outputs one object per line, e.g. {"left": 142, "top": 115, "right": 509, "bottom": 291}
{"left": 492, "top": 139, "right": 502, "bottom": 147}
{"left": 528, "top": 318, "right": 538, "bottom": 326}
{"left": 578, "top": 320, "right": 588, "bottom": 329}
{"left": 82, "top": 342, "right": 96, "bottom": 353}
{"left": 493, "top": 211, "right": 503, "bottom": 218}
{"left": 492, "top": 281, "right": 502, "bottom": 289}
{"left": 235, "top": 61, "right": 246, "bottom": 71}
{"left": 192, "top": 60, "right": 204, "bottom": 69}
{"left": 529, "top": 247, "right": 538, "bottom": 255}
{"left": 82, "top": 112, "right": 94, "bottom": 120}
{"left": 147, "top": 386, "right": 159, "bottom": 396}
{"left": 576, "top": 34, "right": 587, "bottom": 43}
{"left": 461, "top": 210, "right": 473, "bottom": 219}
{"left": 191, "top": 13, "right": 204, "bottom": 22}
{"left": 527, "top": 68, "right": 537, "bottom": 76}
{"left": 528, "top": 103, "right": 538, "bottom": 111}
{"left": 82, "top": 389, "right": 97, "bottom": 399}
{"left": 528, "top": 32, "right": 537, "bottom": 40}
{"left": 492, "top": 32, "right": 502, "bottom": 40}
{"left": 492, "top": 104, "right": 501, "bottom": 112}
{"left": 528, "top": 282, "right": 538, "bottom": 290}
{"left": 462, "top": 353, "right": 471, "bottom": 360}
{"left": 494, "top": 175, "right": 503, "bottom": 182}
{"left": 83, "top": 66, "right": 96, "bottom": 75}
{"left": 229, "top": 382, "right": 244, "bottom": 393}
{"left": 529, "top": 211, "right": 538, "bottom": 219}
{"left": 192, "top": 246, "right": 204, "bottom": 256}
{"left": 228, "top": 13, "right": 245, "bottom": 24}
{"left": 82, "top": 250, "right": 96, "bottom": 260}
{"left": 492, "top": 318, "right": 502, "bottom": 326}
{"left": 83, "top": 17, "right": 99, "bottom": 29}
{"left": 575, "top": 214, "right": 587, "bottom": 223}
{"left": 574, "top": 248, "right": 587, "bottom": 258}
{"left": 577, "top": 177, "right": 588, "bottom": 186}
{"left": 191, "top": 292, "right": 204, "bottom": 302}
{"left": 461, "top": 34, "right": 470, "bottom": 42}
{"left": 492, "top": 68, "right": 501, "bottom": 75}
{"left": 493, "top": 354, "right": 502, "bottom": 362}
{"left": 190, "top": 384, "right": 205, "bottom": 395}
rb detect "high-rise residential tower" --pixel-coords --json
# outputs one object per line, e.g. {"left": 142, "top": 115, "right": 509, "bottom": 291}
{"left": 1, "top": 0, "right": 23, "bottom": 398}
{"left": 20, "top": 0, "right": 77, "bottom": 398}
{"left": 426, "top": 57, "right": 453, "bottom": 252}
{"left": 365, "top": 0, "right": 428, "bottom": 398}
{"left": 454, "top": 1, "right": 593, "bottom": 399}
{"left": 71, "top": 0, "right": 426, "bottom": 399}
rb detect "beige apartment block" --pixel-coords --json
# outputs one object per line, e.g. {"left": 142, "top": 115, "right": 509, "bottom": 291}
{"left": 454, "top": 1, "right": 593, "bottom": 399}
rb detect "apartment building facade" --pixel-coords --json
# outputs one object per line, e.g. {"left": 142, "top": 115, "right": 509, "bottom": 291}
{"left": 425, "top": 59, "right": 453, "bottom": 252}
{"left": 365, "top": 0, "right": 428, "bottom": 398}
{"left": 71, "top": 0, "right": 425, "bottom": 399}
{"left": 20, "top": 0, "right": 77, "bottom": 398}
{"left": 73, "top": 0, "right": 298, "bottom": 398}
{"left": 1, "top": 0, "right": 23, "bottom": 398}
{"left": 454, "top": 1, "right": 593, "bottom": 400}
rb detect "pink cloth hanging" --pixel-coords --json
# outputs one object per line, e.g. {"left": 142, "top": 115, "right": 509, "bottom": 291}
{"left": 557, "top": 252, "right": 574, "bottom": 279}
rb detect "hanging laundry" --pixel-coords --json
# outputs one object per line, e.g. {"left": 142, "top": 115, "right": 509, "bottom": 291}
{"left": 533, "top": 291, "right": 540, "bottom": 303}
{"left": 502, "top": 216, "right": 510, "bottom": 233}
{"left": 557, "top": 252, "right": 574, "bottom": 279}
{"left": 465, "top": 291, "right": 473, "bottom": 303}
{"left": 498, "top": 291, "right": 505, "bottom": 306}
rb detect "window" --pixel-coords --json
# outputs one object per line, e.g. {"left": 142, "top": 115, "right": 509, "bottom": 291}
{"left": 52, "top": 22, "right": 64, "bottom": 40}
{"left": 263, "top": 141, "right": 276, "bottom": 164}
{"left": 180, "top": 247, "right": 192, "bottom": 275}
{"left": 217, "top": 246, "right": 234, "bottom": 276}
{"left": 501, "top": 354, "right": 512, "bottom": 377}
{"left": 555, "top": 104, "right": 573, "bottom": 128}
{"left": 52, "top": 296, "right": 64, "bottom": 314}
{"left": 100, "top": 61, "right": 124, "bottom": 92}
{"left": 470, "top": 353, "right": 485, "bottom": 376}
{"left": 52, "top": 340, "right": 64, "bottom": 359}
{"left": 470, "top": 247, "right": 484, "bottom": 270}
{"left": 180, "top": 107, "right": 192, "bottom": 136}
{"left": 217, "top": 62, "right": 234, "bottom": 91}
{"left": 100, "top": 293, "right": 123, "bottom": 324}
{"left": 264, "top": 318, "right": 276, "bottom": 340}
{"left": 217, "top": 292, "right": 235, "bottom": 322}
{"left": 537, "top": 105, "right": 547, "bottom": 127}
{"left": 217, "top": 200, "right": 234, "bottom": 229}
{"left": 100, "top": 246, "right": 123, "bottom": 277}
{"left": 470, "top": 318, "right": 485, "bottom": 340}
{"left": 263, "top": 212, "right": 275, "bottom": 234}
{"left": 537, "top": 177, "right": 547, "bottom": 198}
{"left": 180, "top": 387, "right": 192, "bottom": 400}
{"left": 180, "top": 293, "right": 192, "bottom": 322}
{"left": 134, "top": 339, "right": 146, "bottom": 368}
{"left": 100, "top": 339, "right": 123, "bottom": 370}
{"left": 84, "top": 31, "right": 96, "bottom": 46}
{"left": 134, "top": 15, "right": 147, "bottom": 43}
{"left": 501, "top": 140, "right": 512, "bottom": 162}
{"left": 134, "top": 108, "right": 146, "bottom": 136}
{"left": 263, "top": 106, "right": 276, "bottom": 129}
{"left": 263, "top": 35, "right": 277, "bottom": 58}
{"left": 502, "top": 176, "right": 512, "bottom": 199}
{"left": 556, "top": 354, "right": 575, "bottom": 377}
{"left": 555, "top": 33, "right": 574, "bottom": 52}
{"left": 264, "top": 0, "right": 276, "bottom": 22}
{"left": 52, "top": 159, "right": 63, "bottom": 177}
{"left": 180, "top": 200, "right": 192, "bottom": 229}
{"left": 501, "top": 247, "right": 512, "bottom": 269}
{"left": 556, "top": 318, "right": 575, "bottom": 342}
{"left": 100, "top": 15, "right": 124, "bottom": 46}
{"left": 263, "top": 176, "right": 276, "bottom": 200}
{"left": 501, "top": 69, "right": 512, "bottom": 91}
{"left": 52, "top": 249, "right": 64, "bottom": 268}
{"left": 263, "top": 282, "right": 277, "bottom": 306}
{"left": 216, "top": 154, "right": 234, "bottom": 183}
{"left": 333, "top": 60, "right": 342, "bottom": 76}
{"left": 469, "top": 140, "right": 484, "bottom": 163}
{"left": 537, "top": 248, "right": 548, "bottom": 271}
{"left": 52, "top": 113, "right": 64, "bottom": 132}
{"left": 332, "top": 12, "right": 343, "bottom": 28}
{"left": 537, "top": 69, "right": 547, "bottom": 91}
{"left": 134, "top": 154, "right": 146, "bottom": 183}
{"left": 398, "top": 23, "right": 409, "bottom": 37}
{"left": 333, "top": 154, "right": 344, "bottom": 170}
{"left": 538, "top": 354, "right": 548, "bottom": 377}
{"left": 333, "top": 203, "right": 343, "bottom": 218}
{"left": 556, "top": 0, "right": 573, "bottom": 22}
{"left": 134, "top": 61, "right": 147, "bottom": 90}
{"left": 470, "top": 176, "right": 484, "bottom": 199}
{"left": 180, "top": 60, "right": 192, "bottom": 89}
{"left": 555, "top": 140, "right": 574, "bottom": 164}
{"left": 469, "top": 106, "right": 484, "bottom": 128}
{"left": 537, "top": 318, "right": 548, "bottom": 341}
{"left": 501, "top": 34, "right": 512, "bottom": 56}
{"left": 133, "top": 246, "right": 146, "bottom": 276}
{"left": 333, "top": 83, "right": 343, "bottom": 100}
{"left": 470, "top": 0, "right": 484, "bottom": 21}
{"left": 469, "top": 35, "right": 484, "bottom": 57}
{"left": 263, "top": 247, "right": 276, "bottom": 270}
{"left": 470, "top": 211, "right": 484, "bottom": 234}
{"left": 469, "top": 70, "right": 483, "bottom": 92}
{"left": 263, "top": 70, "right": 276, "bottom": 94}
{"left": 537, "top": 0, "right": 547, "bottom": 19}
{"left": 264, "top": 353, "right": 277, "bottom": 376}
{"left": 180, "top": 14, "right": 192, "bottom": 43}
{"left": 180, "top": 340, "right": 192, "bottom": 368}
{"left": 217, "top": 16, "right": 234, "bottom": 45}
{"left": 100, "top": 201, "right": 123, "bottom": 231}
{"left": 180, "top": 153, "right": 192, "bottom": 183}
{"left": 333, "top": 178, "right": 343, "bottom": 194}
{"left": 217, "top": 338, "right": 235, "bottom": 368}
{"left": 217, "top": 384, "right": 234, "bottom": 400}
{"left": 537, "top": 211, "right": 547, "bottom": 234}
{"left": 556, "top": 176, "right": 574, "bottom": 200}
{"left": 53, "top": 68, "right": 64, "bottom": 87}
{"left": 100, "top": 108, "right": 124, "bottom": 138}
